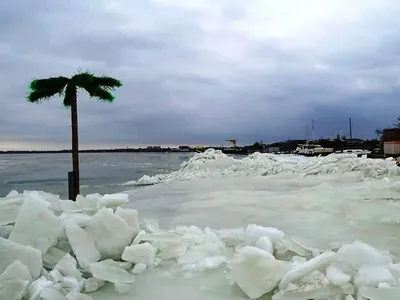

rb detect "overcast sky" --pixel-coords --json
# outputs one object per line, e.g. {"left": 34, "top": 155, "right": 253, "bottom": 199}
{"left": 1, "top": 0, "right": 400, "bottom": 150}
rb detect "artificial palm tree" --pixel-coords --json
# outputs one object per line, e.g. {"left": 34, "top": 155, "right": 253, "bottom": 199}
{"left": 27, "top": 71, "right": 122, "bottom": 200}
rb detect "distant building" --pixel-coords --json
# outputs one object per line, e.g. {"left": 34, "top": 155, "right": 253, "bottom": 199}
{"left": 267, "top": 147, "right": 280, "bottom": 153}
{"left": 382, "top": 128, "right": 400, "bottom": 156}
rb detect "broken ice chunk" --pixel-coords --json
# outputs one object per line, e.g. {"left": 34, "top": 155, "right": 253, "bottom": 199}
{"left": 66, "top": 291, "right": 93, "bottom": 300}
{"left": 344, "top": 294, "right": 355, "bottom": 300}
{"left": 61, "top": 276, "right": 83, "bottom": 293}
{"left": 354, "top": 265, "right": 396, "bottom": 287}
{"left": 113, "top": 261, "right": 133, "bottom": 270}
{"left": 85, "top": 208, "right": 134, "bottom": 259}
{"left": 43, "top": 247, "right": 67, "bottom": 269}
{"left": 115, "top": 207, "right": 140, "bottom": 235}
{"left": 9, "top": 197, "right": 63, "bottom": 253}
{"left": 0, "top": 260, "right": 32, "bottom": 282}
{"left": 41, "top": 286, "right": 67, "bottom": 300}
{"left": 84, "top": 278, "right": 105, "bottom": 292}
{"left": 0, "top": 236, "right": 42, "bottom": 280}
{"left": 326, "top": 265, "right": 351, "bottom": 286}
{"left": 77, "top": 194, "right": 101, "bottom": 211}
{"left": 255, "top": 236, "right": 273, "bottom": 254}
{"left": 230, "top": 246, "right": 291, "bottom": 299}
{"left": 55, "top": 254, "right": 82, "bottom": 279}
{"left": 49, "top": 269, "right": 63, "bottom": 283}
{"left": 97, "top": 193, "right": 129, "bottom": 209}
{"left": 0, "top": 197, "right": 23, "bottom": 225}
{"left": 6, "top": 190, "right": 18, "bottom": 198}
{"left": 336, "top": 241, "right": 388, "bottom": 271}
{"left": 25, "top": 276, "right": 53, "bottom": 300}
{"left": 122, "top": 243, "right": 157, "bottom": 265}
{"left": 0, "top": 279, "right": 29, "bottom": 300}
{"left": 246, "top": 224, "right": 285, "bottom": 245}
{"left": 279, "top": 251, "right": 337, "bottom": 290}
{"left": 131, "top": 263, "right": 147, "bottom": 274}
{"left": 66, "top": 223, "right": 100, "bottom": 269}
{"left": 114, "top": 282, "right": 130, "bottom": 294}
{"left": 272, "top": 285, "right": 344, "bottom": 300}
{"left": 0, "top": 225, "right": 13, "bottom": 238}
{"left": 59, "top": 213, "right": 92, "bottom": 228}
{"left": 89, "top": 259, "right": 136, "bottom": 284}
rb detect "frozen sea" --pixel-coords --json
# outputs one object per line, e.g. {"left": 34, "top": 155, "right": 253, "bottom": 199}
{"left": 2, "top": 150, "right": 400, "bottom": 299}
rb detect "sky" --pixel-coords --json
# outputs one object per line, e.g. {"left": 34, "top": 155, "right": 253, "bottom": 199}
{"left": 1, "top": 0, "right": 400, "bottom": 150}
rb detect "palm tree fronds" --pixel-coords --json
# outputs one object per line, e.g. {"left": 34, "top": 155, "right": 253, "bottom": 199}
{"left": 29, "top": 77, "right": 69, "bottom": 91}
{"left": 71, "top": 71, "right": 96, "bottom": 89}
{"left": 63, "top": 84, "right": 77, "bottom": 107}
{"left": 27, "top": 88, "right": 64, "bottom": 103}
{"left": 83, "top": 86, "right": 115, "bottom": 103}
{"left": 94, "top": 76, "right": 122, "bottom": 90}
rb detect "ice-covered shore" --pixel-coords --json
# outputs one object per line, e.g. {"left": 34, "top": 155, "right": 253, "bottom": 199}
{"left": 1, "top": 189, "right": 400, "bottom": 300}
{"left": 123, "top": 149, "right": 400, "bottom": 186}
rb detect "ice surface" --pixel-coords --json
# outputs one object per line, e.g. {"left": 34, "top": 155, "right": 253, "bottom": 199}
{"left": 98, "top": 193, "right": 129, "bottom": 209}
{"left": 0, "top": 260, "right": 32, "bottom": 282}
{"left": 114, "top": 282, "right": 130, "bottom": 294}
{"left": 41, "top": 286, "right": 67, "bottom": 300}
{"left": 89, "top": 259, "right": 136, "bottom": 284}
{"left": 0, "top": 197, "right": 23, "bottom": 225}
{"left": 9, "top": 197, "right": 63, "bottom": 253}
{"left": 85, "top": 208, "right": 134, "bottom": 259}
{"left": 359, "top": 286, "right": 400, "bottom": 300}
{"left": 122, "top": 242, "right": 157, "bottom": 265}
{"left": 336, "top": 241, "right": 389, "bottom": 271}
{"left": 354, "top": 265, "right": 397, "bottom": 287}
{"left": 59, "top": 212, "right": 92, "bottom": 228}
{"left": 0, "top": 236, "right": 42, "bottom": 279}
{"left": 0, "top": 225, "right": 13, "bottom": 238}
{"left": 230, "top": 246, "right": 291, "bottom": 299}
{"left": 326, "top": 265, "right": 351, "bottom": 286}
{"left": 66, "top": 291, "right": 93, "bottom": 300}
{"left": 55, "top": 254, "right": 82, "bottom": 279}
{"left": 0, "top": 279, "right": 29, "bottom": 300}
{"left": 279, "top": 251, "right": 337, "bottom": 290}
{"left": 115, "top": 207, "right": 140, "bottom": 234}
{"left": 66, "top": 223, "right": 100, "bottom": 269}
{"left": 131, "top": 263, "right": 147, "bottom": 274}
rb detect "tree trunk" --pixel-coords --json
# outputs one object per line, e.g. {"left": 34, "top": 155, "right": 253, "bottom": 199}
{"left": 70, "top": 85, "right": 80, "bottom": 200}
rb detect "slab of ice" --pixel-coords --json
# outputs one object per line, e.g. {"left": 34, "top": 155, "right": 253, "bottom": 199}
{"left": 216, "top": 227, "right": 245, "bottom": 247}
{"left": 97, "top": 193, "right": 129, "bottom": 209}
{"left": 55, "top": 254, "right": 82, "bottom": 279}
{"left": 131, "top": 263, "right": 147, "bottom": 274}
{"left": 6, "top": 190, "right": 19, "bottom": 198}
{"left": 25, "top": 276, "right": 53, "bottom": 300}
{"left": 44, "top": 247, "right": 67, "bottom": 269}
{"left": 49, "top": 269, "right": 63, "bottom": 283}
{"left": 354, "top": 265, "right": 397, "bottom": 287}
{"left": 85, "top": 208, "right": 134, "bottom": 259}
{"left": 0, "top": 197, "right": 23, "bottom": 225}
{"left": 0, "top": 279, "right": 29, "bottom": 300}
{"left": 115, "top": 207, "right": 140, "bottom": 235}
{"left": 326, "top": 265, "right": 351, "bottom": 286}
{"left": 246, "top": 224, "right": 285, "bottom": 245}
{"left": 122, "top": 242, "right": 157, "bottom": 265}
{"left": 41, "top": 286, "right": 67, "bottom": 300}
{"left": 61, "top": 276, "right": 82, "bottom": 293}
{"left": 89, "top": 259, "right": 136, "bottom": 284}
{"left": 0, "top": 225, "right": 13, "bottom": 238}
{"left": 0, "top": 236, "right": 42, "bottom": 279}
{"left": 387, "top": 263, "right": 400, "bottom": 278}
{"left": 66, "top": 223, "right": 100, "bottom": 269}
{"left": 59, "top": 213, "right": 92, "bottom": 228}
{"left": 279, "top": 251, "right": 337, "bottom": 290}
{"left": 0, "top": 260, "right": 32, "bottom": 282}
{"left": 77, "top": 194, "right": 101, "bottom": 211}
{"left": 336, "top": 241, "right": 388, "bottom": 271}
{"left": 114, "top": 282, "right": 130, "bottom": 294}
{"left": 84, "top": 278, "right": 105, "bottom": 292}
{"left": 272, "top": 285, "right": 345, "bottom": 300}
{"left": 230, "top": 246, "right": 291, "bottom": 299}
{"left": 9, "top": 197, "right": 63, "bottom": 253}
{"left": 345, "top": 295, "right": 355, "bottom": 300}
{"left": 255, "top": 236, "right": 273, "bottom": 254}
{"left": 359, "top": 286, "right": 400, "bottom": 300}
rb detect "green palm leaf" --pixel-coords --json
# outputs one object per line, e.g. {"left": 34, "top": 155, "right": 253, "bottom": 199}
{"left": 29, "top": 76, "right": 69, "bottom": 91}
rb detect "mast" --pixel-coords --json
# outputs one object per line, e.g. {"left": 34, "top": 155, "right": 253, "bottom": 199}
{"left": 349, "top": 117, "right": 352, "bottom": 149}
{"left": 312, "top": 119, "right": 315, "bottom": 141}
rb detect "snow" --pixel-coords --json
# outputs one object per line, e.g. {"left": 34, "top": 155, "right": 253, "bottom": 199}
{"left": 85, "top": 208, "right": 135, "bottom": 259}
{"left": 66, "top": 223, "right": 100, "bottom": 269}
{"left": 2, "top": 152, "right": 400, "bottom": 299}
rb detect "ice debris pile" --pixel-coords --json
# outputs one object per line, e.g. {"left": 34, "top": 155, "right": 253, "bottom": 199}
{"left": 1, "top": 190, "right": 400, "bottom": 300}
{"left": 124, "top": 149, "right": 400, "bottom": 186}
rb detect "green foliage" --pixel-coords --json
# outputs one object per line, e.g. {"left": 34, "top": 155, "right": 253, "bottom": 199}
{"left": 26, "top": 71, "right": 122, "bottom": 107}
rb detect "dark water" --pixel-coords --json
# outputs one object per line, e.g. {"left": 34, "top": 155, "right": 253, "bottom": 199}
{"left": 0, "top": 152, "right": 193, "bottom": 197}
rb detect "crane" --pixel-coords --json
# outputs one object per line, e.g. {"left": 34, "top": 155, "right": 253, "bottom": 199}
{"left": 226, "top": 139, "right": 237, "bottom": 150}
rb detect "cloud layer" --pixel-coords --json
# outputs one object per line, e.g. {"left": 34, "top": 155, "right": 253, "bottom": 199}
{"left": 1, "top": 0, "right": 400, "bottom": 149}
